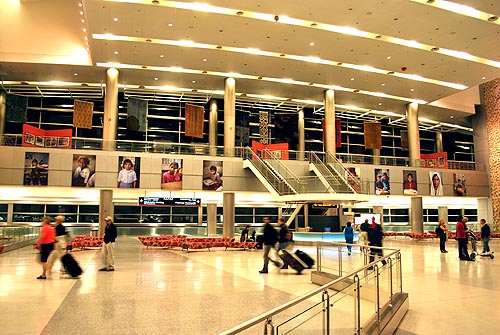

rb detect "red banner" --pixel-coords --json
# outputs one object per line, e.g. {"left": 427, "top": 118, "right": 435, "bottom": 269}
{"left": 22, "top": 124, "right": 72, "bottom": 148}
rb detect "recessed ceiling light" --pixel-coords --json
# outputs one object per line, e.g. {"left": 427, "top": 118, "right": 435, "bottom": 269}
{"left": 410, "top": 88, "right": 415, "bottom": 91}
{"left": 378, "top": 103, "right": 382, "bottom": 106}
{"left": 74, "top": 73, "right": 78, "bottom": 76}
{"left": 488, "top": 16, "right": 498, "bottom": 22}
{"left": 387, "top": 56, "right": 391, "bottom": 59}
{"left": 82, "top": 28, "right": 86, "bottom": 32}
{"left": 113, "top": 17, "right": 119, "bottom": 22}
{"left": 154, "top": 77, "right": 159, "bottom": 80}
{"left": 168, "top": 23, "right": 173, "bottom": 27}
{"left": 81, "top": 18, "right": 85, "bottom": 23}
{"left": 80, "top": 11, "right": 84, "bottom": 15}
{"left": 114, "top": 51, "right": 119, "bottom": 55}
{"left": 203, "top": 58, "right": 207, "bottom": 62}
{"left": 160, "top": 54, "right": 164, "bottom": 58}
{"left": 236, "top": 11, "right": 244, "bottom": 15}
{"left": 481, "top": 76, "right": 486, "bottom": 80}
{"left": 381, "top": 83, "right": 386, "bottom": 86}
{"left": 78, "top": 2, "right": 83, "bottom": 7}
{"left": 309, "top": 42, "right": 315, "bottom": 46}
{"left": 350, "top": 78, "right": 354, "bottom": 81}
{"left": 450, "top": 115, "right": 454, "bottom": 119}
{"left": 192, "top": 80, "right": 196, "bottom": 83}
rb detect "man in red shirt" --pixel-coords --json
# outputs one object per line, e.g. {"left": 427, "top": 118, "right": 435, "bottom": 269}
{"left": 456, "top": 215, "right": 474, "bottom": 261}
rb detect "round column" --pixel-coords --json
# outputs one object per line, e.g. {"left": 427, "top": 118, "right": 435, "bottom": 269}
{"left": 406, "top": 102, "right": 421, "bottom": 167}
{"left": 224, "top": 78, "right": 236, "bottom": 157}
{"left": 209, "top": 99, "right": 218, "bottom": 156}
{"left": 298, "top": 109, "right": 305, "bottom": 160}
{"left": 0, "top": 91, "right": 6, "bottom": 137}
{"left": 99, "top": 189, "right": 114, "bottom": 237}
{"left": 103, "top": 68, "right": 119, "bottom": 151}
{"left": 207, "top": 204, "right": 217, "bottom": 236}
{"left": 435, "top": 132, "right": 443, "bottom": 153}
{"left": 411, "top": 197, "right": 424, "bottom": 233}
{"left": 324, "top": 90, "right": 336, "bottom": 155}
{"left": 223, "top": 192, "right": 235, "bottom": 238}
{"left": 438, "top": 206, "right": 448, "bottom": 225}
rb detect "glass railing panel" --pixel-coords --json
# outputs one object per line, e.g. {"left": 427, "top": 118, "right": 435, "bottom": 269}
{"left": 276, "top": 299, "right": 326, "bottom": 334}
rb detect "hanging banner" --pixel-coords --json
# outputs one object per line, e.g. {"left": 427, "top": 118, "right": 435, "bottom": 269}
{"left": 73, "top": 100, "right": 94, "bottom": 129}
{"left": 127, "top": 97, "right": 148, "bottom": 132}
{"left": 185, "top": 103, "right": 204, "bottom": 138}
{"left": 6, "top": 94, "right": 28, "bottom": 123}
{"left": 364, "top": 122, "right": 382, "bottom": 149}
{"left": 259, "top": 111, "right": 269, "bottom": 144}
{"left": 274, "top": 113, "right": 298, "bottom": 150}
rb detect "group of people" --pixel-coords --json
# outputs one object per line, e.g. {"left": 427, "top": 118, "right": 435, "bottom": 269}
{"left": 350, "top": 218, "right": 386, "bottom": 267}
{"left": 36, "top": 215, "right": 117, "bottom": 279}
{"left": 436, "top": 215, "right": 491, "bottom": 260}
{"left": 259, "top": 217, "right": 292, "bottom": 274}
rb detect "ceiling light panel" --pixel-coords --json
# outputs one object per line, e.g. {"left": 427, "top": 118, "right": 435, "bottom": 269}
{"left": 410, "top": 0, "right": 500, "bottom": 25}
{"left": 104, "top": 0, "right": 500, "bottom": 69}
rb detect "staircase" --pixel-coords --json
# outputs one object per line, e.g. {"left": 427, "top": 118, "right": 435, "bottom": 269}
{"left": 308, "top": 152, "right": 358, "bottom": 193}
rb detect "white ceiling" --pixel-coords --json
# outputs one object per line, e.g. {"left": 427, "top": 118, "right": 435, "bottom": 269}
{"left": 1, "top": 0, "right": 500, "bottom": 127}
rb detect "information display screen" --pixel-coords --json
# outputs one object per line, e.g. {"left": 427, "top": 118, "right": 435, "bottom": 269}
{"left": 138, "top": 197, "right": 201, "bottom": 207}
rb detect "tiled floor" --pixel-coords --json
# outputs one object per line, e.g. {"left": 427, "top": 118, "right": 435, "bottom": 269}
{"left": 1, "top": 237, "right": 499, "bottom": 334}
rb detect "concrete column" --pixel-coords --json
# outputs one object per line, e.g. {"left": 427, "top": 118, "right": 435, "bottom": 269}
{"left": 298, "top": 109, "right": 305, "bottom": 161}
{"left": 435, "top": 132, "right": 443, "bottom": 153}
{"left": 197, "top": 206, "right": 203, "bottom": 226}
{"left": 103, "top": 68, "right": 119, "bottom": 151}
{"left": 223, "top": 192, "right": 235, "bottom": 237}
{"left": 0, "top": 91, "right": 6, "bottom": 137}
{"left": 438, "top": 206, "right": 448, "bottom": 225}
{"left": 406, "top": 102, "right": 421, "bottom": 167}
{"left": 303, "top": 203, "right": 309, "bottom": 229}
{"left": 410, "top": 197, "right": 423, "bottom": 233}
{"left": 373, "top": 206, "right": 384, "bottom": 226}
{"left": 477, "top": 198, "right": 493, "bottom": 228}
{"left": 209, "top": 99, "right": 218, "bottom": 156}
{"left": 482, "top": 79, "right": 500, "bottom": 232}
{"left": 373, "top": 149, "right": 381, "bottom": 165}
{"left": 6, "top": 203, "right": 13, "bottom": 225}
{"left": 324, "top": 90, "right": 336, "bottom": 155}
{"left": 99, "top": 189, "right": 114, "bottom": 237}
{"left": 224, "top": 78, "right": 236, "bottom": 157}
{"left": 207, "top": 204, "right": 217, "bottom": 236}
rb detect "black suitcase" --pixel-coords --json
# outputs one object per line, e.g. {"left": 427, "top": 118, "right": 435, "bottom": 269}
{"left": 62, "top": 254, "right": 83, "bottom": 278}
{"left": 278, "top": 250, "right": 306, "bottom": 274}
{"left": 295, "top": 250, "right": 315, "bottom": 268}
{"left": 255, "top": 235, "right": 264, "bottom": 249}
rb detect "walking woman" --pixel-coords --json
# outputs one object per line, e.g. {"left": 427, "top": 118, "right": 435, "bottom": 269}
{"left": 36, "top": 217, "right": 55, "bottom": 279}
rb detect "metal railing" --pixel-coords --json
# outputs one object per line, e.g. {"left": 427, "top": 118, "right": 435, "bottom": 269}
{"left": 309, "top": 151, "right": 358, "bottom": 193}
{"left": 1, "top": 134, "right": 482, "bottom": 171}
{"left": 261, "top": 148, "right": 303, "bottom": 193}
{"left": 220, "top": 242, "right": 405, "bottom": 334}
{"left": 0, "top": 225, "right": 40, "bottom": 247}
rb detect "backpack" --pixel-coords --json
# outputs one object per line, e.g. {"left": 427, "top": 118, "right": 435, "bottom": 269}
{"left": 435, "top": 227, "right": 441, "bottom": 236}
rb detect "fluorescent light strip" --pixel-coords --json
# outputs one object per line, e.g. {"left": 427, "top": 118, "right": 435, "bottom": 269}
{"left": 105, "top": 0, "right": 500, "bottom": 69}
{"left": 411, "top": 0, "right": 499, "bottom": 25}
{"left": 96, "top": 62, "right": 427, "bottom": 104}
{"left": 93, "top": 33, "right": 467, "bottom": 90}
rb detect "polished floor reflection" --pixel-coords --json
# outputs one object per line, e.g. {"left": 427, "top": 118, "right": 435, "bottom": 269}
{"left": 1, "top": 237, "right": 499, "bottom": 334}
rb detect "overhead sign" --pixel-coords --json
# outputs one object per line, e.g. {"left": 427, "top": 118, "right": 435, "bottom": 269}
{"left": 138, "top": 197, "right": 201, "bottom": 207}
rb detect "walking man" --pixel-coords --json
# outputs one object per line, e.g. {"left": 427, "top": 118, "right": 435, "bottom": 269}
{"left": 259, "top": 217, "right": 278, "bottom": 274}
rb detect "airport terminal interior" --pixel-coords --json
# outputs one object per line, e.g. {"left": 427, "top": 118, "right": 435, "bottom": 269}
{"left": 1, "top": 0, "right": 500, "bottom": 334}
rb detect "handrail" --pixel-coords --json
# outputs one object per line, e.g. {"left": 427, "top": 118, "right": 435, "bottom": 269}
{"left": 1, "top": 134, "right": 483, "bottom": 170}
{"left": 309, "top": 151, "right": 358, "bottom": 193}
{"left": 242, "top": 147, "right": 296, "bottom": 195}
{"left": 219, "top": 242, "right": 403, "bottom": 335}
{"left": 261, "top": 148, "right": 303, "bottom": 193}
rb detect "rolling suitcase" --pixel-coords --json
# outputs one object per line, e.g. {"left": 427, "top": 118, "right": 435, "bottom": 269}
{"left": 295, "top": 250, "right": 315, "bottom": 268}
{"left": 278, "top": 249, "right": 306, "bottom": 274}
{"left": 61, "top": 253, "right": 83, "bottom": 278}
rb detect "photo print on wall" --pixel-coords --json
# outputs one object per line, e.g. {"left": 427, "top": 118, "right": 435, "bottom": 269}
{"left": 403, "top": 170, "right": 418, "bottom": 195}
{"left": 375, "top": 168, "right": 390, "bottom": 195}
{"left": 72, "top": 154, "right": 96, "bottom": 187}
{"left": 429, "top": 171, "right": 443, "bottom": 196}
{"left": 117, "top": 156, "right": 141, "bottom": 188}
{"left": 24, "top": 152, "right": 49, "bottom": 186}
{"left": 203, "top": 160, "right": 223, "bottom": 191}
{"left": 161, "top": 158, "right": 183, "bottom": 190}
{"left": 454, "top": 173, "right": 466, "bottom": 196}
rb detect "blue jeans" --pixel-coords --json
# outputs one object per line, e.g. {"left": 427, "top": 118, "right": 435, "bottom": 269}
{"left": 482, "top": 236, "right": 490, "bottom": 253}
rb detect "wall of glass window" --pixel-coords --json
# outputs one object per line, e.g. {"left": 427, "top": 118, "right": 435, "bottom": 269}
{"left": 352, "top": 207, "right": 478, "bottom": 232}
{"left": 3, "top": 91, "right": 475, "bottom": 163}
